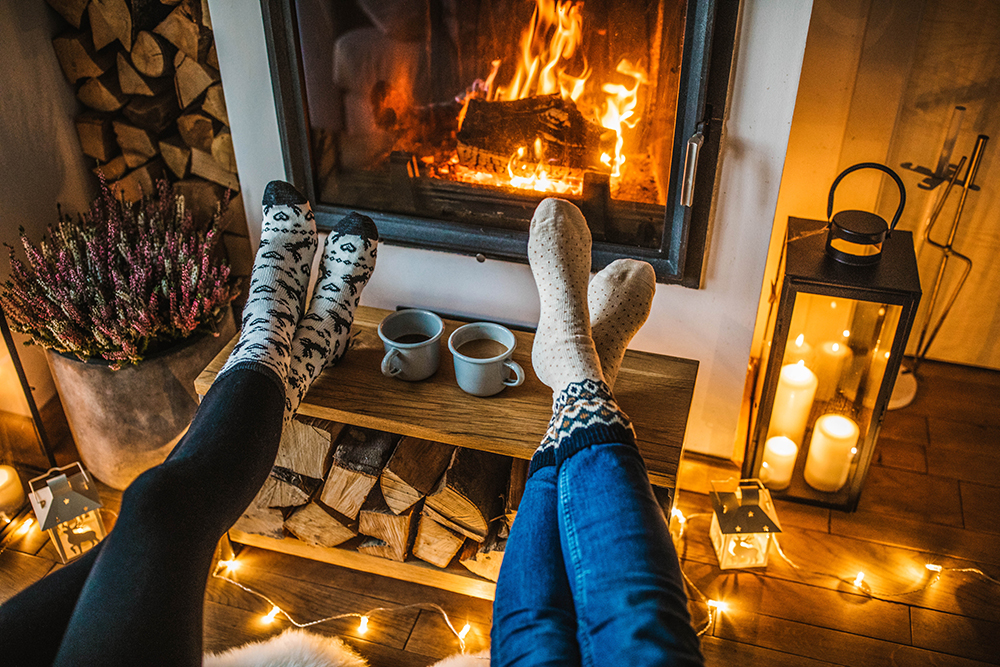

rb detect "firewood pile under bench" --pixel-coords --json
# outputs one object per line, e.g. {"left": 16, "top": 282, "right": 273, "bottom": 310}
{"left": 194, "top": 306, "right": 697, "bottom": 600}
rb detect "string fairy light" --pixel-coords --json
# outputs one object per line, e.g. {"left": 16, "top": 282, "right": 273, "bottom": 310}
{"left": 669, "top": 506, "right": 1000, "bottom": 638}
{"left": 211, "top": 560, "right": 474, "bottom": 653}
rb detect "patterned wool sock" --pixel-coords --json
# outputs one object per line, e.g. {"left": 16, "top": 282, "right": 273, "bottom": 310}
{"left": 218, "top": 181, "right": 317, "bottom": 392}
{"left": 528, "top": 198, "right": 605, "bottom": 395}
{"left": 284, "top": 212, "right": 378, "bottom": 421}
{"left": 588, "top": 258, "right": 656, "bottom": 388}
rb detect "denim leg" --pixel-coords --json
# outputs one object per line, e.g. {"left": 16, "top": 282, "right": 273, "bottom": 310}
{"left": 492, "top": 464, "right": 581, "bottom": 667}
{"left": 558, "top": 443, "right": 702, "bottom": 667}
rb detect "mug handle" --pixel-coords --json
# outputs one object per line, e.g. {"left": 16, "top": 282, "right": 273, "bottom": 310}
{"left": 381, "top": 349, "right": 404, "bottom": 377}
{"left": 503, "top": 359, "right": 525, "bottom": 388}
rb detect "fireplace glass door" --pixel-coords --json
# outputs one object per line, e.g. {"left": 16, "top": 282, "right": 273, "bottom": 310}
{"left": 265, "top": 0, "right": 734, "bottom": 284}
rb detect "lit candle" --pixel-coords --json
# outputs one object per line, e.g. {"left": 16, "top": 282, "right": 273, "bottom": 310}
{"left": 814, "top": 340, "right": 853, "bottom": 401}
{"left": 0, "top": 465, "right": 26, "bottom": 514}
{"left": 804, "top": 414, "right": 859, "bottom": 492}
{"left": 759, "top": 436, "right": 798, "bottom": 490}
{"left": 784, "top": 334, "right": 814, "bottom": 366}
{"left": 767, "top": 361, "right": 818, "bottom": 446}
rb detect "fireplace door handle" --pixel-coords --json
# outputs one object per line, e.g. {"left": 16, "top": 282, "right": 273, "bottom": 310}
{"left": 680, "top": 129, "right": 704, "bottom": 207}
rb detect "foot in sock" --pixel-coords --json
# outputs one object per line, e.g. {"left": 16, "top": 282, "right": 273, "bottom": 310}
{"left": 589, "top": 258, "right": 656, "bottom": 388}
{"left": 528, "top": 198, "right": 604, "bottom": 396}
{"left": 219, "top": 181, "right": 317, "bottom": 389}
{"left": 285, "top": 212, "right": 379, "bottom": 420}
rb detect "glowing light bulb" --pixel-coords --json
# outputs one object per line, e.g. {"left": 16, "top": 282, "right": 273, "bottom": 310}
{"left": 671, "top": 508, "right": 686, "bottom": 525}
{"left": 358, "top": 616, "right": 369, "bottom": 634}
{"left": 16, "top": 518, "right": 33, "bottom": 536}
{"left": 218, "top": 559, "right": 240, "bottom": 572}
{"left": 854, "top": 572, "right": 865, "bottom": 588}
{"left": 458, "top": 623, "right": 471, "bottom": 640}
{"left": 926, "top": 564, "right": 943, "bottom": 573}
{"left": 707, "top": 599, "right": 727, "bottom": 613}
{"left": 262, "top": 606, "right": 280, "bottom": 623}
{"left": 843, "top": 330, "right": 851, "bottom": 338}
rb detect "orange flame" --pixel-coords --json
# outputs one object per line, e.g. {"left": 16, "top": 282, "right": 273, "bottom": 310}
{"left": 461, "top": 0, "right": 647, "bottom": 195}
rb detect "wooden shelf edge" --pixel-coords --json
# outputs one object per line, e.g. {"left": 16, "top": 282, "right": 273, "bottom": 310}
{"left": 228, "top": 529, "right": 498, "bottom": 601}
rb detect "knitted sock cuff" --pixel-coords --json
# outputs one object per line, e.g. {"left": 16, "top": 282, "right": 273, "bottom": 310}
{"left": 216, "top": 360, "right": 286, "bottom": 398}
{"left": 550, "top": 378, "right": 636, "bottom": 468}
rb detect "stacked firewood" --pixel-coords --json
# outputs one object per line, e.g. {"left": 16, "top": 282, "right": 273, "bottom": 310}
{"left": 46, "top": 0, "right": 252, "bottom": 306}
{"left": 236, "top": 416, "right": 528, "bottom": 581}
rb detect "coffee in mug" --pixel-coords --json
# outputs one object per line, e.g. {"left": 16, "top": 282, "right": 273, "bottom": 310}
{"left": 377, "top": 309, "right": 444, "bottom": 381}
{"left": 448, "top": 322, "right": 525, "bottom": 397}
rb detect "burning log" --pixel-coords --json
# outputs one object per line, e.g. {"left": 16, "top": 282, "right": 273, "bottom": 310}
{"left": 425, "top": 448, "right": 511, "bottom": 540}
{"left": 456, "top": 94, "right": 610, "bottom": 178}
{"left": 320, "top": 427, "right": 400, "bottom": 519}
{"left": 379, "top": 437, "right": 456, "bottom": 515}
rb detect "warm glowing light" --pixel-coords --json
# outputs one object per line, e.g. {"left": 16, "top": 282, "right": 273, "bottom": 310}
{"left": 850, "top": 447, "right": 858, "bottom": 455}
{"left": 218, "top": 559, "right": 240, "bottom": 573}
{"left": 707, "top": 599, "right": 727, "bottom": 613}
{"left": 853, "top": 572, "right": 865, "bottom": 588}
{"left": 262, "top": 606, "right": 281, "bottom": 624}
{"left": 15, "top": 517, "right": 34, "bottom": 536}
{"left": 597, "top": 58, "right": 647, "bottom": 177}
{"left": 831, "top": 343, "right": 840, "bottom": 352}
{"left": 843, "top": 330, "right": 851, "bottom": 338}
{"left": 458, "top": 623, "right": 471, "bottom": 640}
{"left": 926, "top": 564, "right": 943, "bottom": 573}
{"left": 794, "top": 334, "right": 805, "bottom": 348}
{"left": 671, "top": 508, "right": 687, "bottom": 525}
{"left": 358, "top": 616, "right": 369, "bottom": 635}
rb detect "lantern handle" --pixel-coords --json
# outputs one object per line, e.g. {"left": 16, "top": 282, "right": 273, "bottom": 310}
{"left": 827, "top": 163, "right": 906, "bottom": 235}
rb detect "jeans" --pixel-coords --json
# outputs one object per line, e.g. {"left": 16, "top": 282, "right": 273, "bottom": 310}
{"left": 0, "top": 365, "right": 285, "bottom": 667}
{"left": 492, "top": 441, "right": 703, "bottom": 667}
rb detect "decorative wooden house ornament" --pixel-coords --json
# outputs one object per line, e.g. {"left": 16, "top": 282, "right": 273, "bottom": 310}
{"left": 28, "top": 463, "right": 106, "bottom": 563}
{"left": 709, "top": 479, "right": 781, "bottom": 570}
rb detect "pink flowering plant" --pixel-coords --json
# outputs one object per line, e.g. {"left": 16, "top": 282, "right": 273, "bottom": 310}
{"left": 2, "top": 180, "right": 238, "bottom": 369}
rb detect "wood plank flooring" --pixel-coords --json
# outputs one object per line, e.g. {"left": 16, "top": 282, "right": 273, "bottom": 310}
{"left": 1, "top": 360, "right": 997, "bottom": 665}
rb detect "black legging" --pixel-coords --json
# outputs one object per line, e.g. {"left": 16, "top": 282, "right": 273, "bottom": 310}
{"left": 0, "top": 366, "right": 285, "bottom": 667}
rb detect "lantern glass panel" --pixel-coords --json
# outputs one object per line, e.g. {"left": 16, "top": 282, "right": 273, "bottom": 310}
{"left": 49, "top": 509, "right": 106, "bottom": 563}
{"left": 746, "top": 218, "right": 921, "bottom": 511}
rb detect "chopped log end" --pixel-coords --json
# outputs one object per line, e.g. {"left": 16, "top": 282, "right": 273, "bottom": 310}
{"left": 459, "top": 531, "right": 506, "bottom": 582}
{"left": 284, "top": 502, "right": 358, "bottom": 549}
{"left": 320, "top": 468, "right": 378, "bottom": 520}
{"left": 358, "top": 485, "right": 418, "bottom": 562}
{"left": 412, "top": 514, "right": 465, "bottom": 568}
{"left": 276, "top": 418, "right": 335, "bottom": 480}
{"left": 357, "top": 537, "right": 405, "bottom": 562}
{"left": 233, "top": 501, "right": 285, "bottom": 540}
{"left": 257, "top": 475, "right": 312, "bottom": 510}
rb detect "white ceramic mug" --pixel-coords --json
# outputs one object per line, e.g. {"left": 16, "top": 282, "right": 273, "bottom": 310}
{"left": 448, "top": 322, "right": 525, "bottom": 397}
{"left": 378, "top": 309, "right": 444, "bottom": 381}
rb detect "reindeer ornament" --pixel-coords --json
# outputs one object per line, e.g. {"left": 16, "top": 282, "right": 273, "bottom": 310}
{"left": 28, "top": 463, "right": 106, "bottom": 563}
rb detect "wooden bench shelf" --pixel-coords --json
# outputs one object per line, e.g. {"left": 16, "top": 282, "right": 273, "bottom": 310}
{"left": 196, "top": 306, "right": 698, "bottom": 599}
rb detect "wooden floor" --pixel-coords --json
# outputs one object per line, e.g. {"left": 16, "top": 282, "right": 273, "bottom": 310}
{"left": 1, "top": 360, "right": 998, "bottom": 665}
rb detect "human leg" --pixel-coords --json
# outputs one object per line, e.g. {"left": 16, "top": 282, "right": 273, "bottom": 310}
{"left": 496, "top": 198, "right": 700, "bottom": 665}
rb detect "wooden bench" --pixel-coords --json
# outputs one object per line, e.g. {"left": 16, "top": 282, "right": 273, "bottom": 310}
{"left": 196, "top": 306, "right": 697, "bottom": 599}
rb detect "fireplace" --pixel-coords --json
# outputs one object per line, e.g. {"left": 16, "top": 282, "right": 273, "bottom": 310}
{"left": 263, "top": 0, "right": 736, "bottom": 285}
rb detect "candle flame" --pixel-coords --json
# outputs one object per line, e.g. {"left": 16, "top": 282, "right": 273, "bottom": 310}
{"left": 358, "top": 616, "right": 369, "bottom": 634}
{"left": 854, "top": 572, "right": 865, "bottom": 587}
{"left": 795, "top": 334, "right": 805, "bottom": 347}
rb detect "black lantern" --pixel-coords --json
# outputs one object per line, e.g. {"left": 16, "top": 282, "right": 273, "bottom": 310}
{"left": 744, "top": 216, "right": 921, "bottom": 511}
{"left": 0, "top": 306, "right": 57, "bottom": 537}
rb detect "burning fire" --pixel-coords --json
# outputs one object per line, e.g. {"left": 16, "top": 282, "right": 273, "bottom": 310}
{"left": 453, "top": 0, "right": 647, "bottom": 195}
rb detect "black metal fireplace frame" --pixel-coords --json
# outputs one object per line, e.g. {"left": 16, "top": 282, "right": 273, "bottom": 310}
{"left": 261, "top": 0, "right": 737, "bottom": 286}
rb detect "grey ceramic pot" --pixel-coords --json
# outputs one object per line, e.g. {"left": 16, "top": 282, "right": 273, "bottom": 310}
{"left": 46, "top": 308, "right": 236, "bottom": 490}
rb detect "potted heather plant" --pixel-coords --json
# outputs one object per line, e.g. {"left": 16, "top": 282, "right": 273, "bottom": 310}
{"left": 1, "top": 180, "right": 239, "bottom": 489}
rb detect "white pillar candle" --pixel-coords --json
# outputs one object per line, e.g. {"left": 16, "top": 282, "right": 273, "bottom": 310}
{"left": 784, "top": 334, "right": 815, "bottom": 366}
{"left": 804, "top": 414, "right": 859, "bottom": 492}
{"left": 814, "top": 341, "right": 853, "bottom": 401}
{"left": 767, "top": 361, "right": 818, "bottom": 446}
{"left": 0, "top": 465, "right": 26, "bottom": 514}
{"left": 760, "top": 436, "right": 798, "bottom": 490}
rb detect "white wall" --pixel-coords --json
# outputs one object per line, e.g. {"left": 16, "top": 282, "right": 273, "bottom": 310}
{"left": 209, "top": 0, "right": 814, "bottom": 459}
{"left": 0, "top": 2, "right": 95, "bottom": 411}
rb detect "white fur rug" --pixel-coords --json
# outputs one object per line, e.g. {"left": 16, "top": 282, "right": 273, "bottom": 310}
{"left": 203, "top": 629, "right": 490, "bottom": 667}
